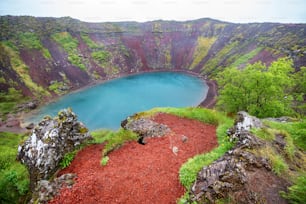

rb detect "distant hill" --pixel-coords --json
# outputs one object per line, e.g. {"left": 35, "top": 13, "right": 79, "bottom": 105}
{"left": 0, "top": 16, "right": 305, "bottom": 98}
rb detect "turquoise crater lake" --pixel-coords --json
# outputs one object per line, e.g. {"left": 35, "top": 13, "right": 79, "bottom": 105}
{"left": 26, "top": 72, "right": 208, "bottom": 130}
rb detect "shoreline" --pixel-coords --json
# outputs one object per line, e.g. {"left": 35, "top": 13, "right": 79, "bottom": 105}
{"left": 1, "top": 69, "right": 218, "bottom": 133}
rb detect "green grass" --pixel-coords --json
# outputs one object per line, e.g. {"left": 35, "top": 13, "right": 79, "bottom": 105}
{"left": 59, "top": 149, "right": 79, "bottom": 169}
{"left": 0, "top": 88, "right": 28, "bottom": 116}
{"left": 52, "top": 32, "right": 86, "bottom": 71}
{"left": 280, "top": 174, "right": 306, "bottom": 204}
{"left": 91, "top": 128, "right": 138, "bottom": 165}
{"left": 265, "top": 119, "right": 306, "bottom": 151}
{"left": 100, "top": 156, "right": 109, "bottom": 166}
{"left": 0, "top": 132, "right": 30, "bottom": 204}
{"left": 251, "top": 127, "right": 275, "bottom": 141}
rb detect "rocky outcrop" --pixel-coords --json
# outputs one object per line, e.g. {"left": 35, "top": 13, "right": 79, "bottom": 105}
{"left": 190, "top": 112, "right": 289, "bottom": 203}
{"left": 122, "top": 117, "right": 170, "bottom": 144}
{"left": 35, "top": 173, "right": 76, "bottom": 204}
{"left": 17, "top": 108, "right": 92, "bottom": 191}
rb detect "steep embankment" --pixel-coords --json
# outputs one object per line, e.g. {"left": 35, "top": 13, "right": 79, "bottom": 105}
{"left": 0, "top": 16, "right": 306, "bottom": 101}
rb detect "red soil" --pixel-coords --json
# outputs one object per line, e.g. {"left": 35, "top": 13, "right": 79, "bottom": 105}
{"left": 50, "top": 113, "right": 217, "bottom": 204}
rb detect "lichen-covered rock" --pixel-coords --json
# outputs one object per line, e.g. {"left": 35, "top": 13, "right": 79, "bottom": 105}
{"left": 123, "top": 118, "right": 170, "bottom": 138}
{"left": 34, "top": 173, "right": 76, "bottom": 204}
{"left": 190, "top": 112, "right": 289, "bottom": 204}
{"left": 17, "top": 108, "right": 92, "bottom": 191}
{"left": 122, "top": 116, "right": 170, "bottom": 144}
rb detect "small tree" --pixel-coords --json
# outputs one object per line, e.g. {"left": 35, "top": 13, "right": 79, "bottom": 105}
{"left": 216, "top": 58, "right": 295, "bottom": 118}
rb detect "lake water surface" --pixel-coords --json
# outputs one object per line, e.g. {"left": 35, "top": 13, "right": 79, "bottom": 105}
{"left": 27, "top": 72, "right": 208, "bottom": 130}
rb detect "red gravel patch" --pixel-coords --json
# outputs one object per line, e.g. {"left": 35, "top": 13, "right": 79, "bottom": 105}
{"left": 50, "top": 113, "right": 217, "bottom": 204}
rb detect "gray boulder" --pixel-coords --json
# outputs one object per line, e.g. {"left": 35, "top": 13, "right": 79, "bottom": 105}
{"left": 17, "top": 108, "right": 92, "bottom": 191}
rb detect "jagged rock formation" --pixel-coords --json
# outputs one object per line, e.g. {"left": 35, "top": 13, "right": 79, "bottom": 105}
{"left": 190, "top": 112, "right": 289, "bottom": 203}
{"left": 0, "top": 16, "right": 305, "bottom": 99}
{"left": 17, "top": 108, "right": 92, "bottom": 191}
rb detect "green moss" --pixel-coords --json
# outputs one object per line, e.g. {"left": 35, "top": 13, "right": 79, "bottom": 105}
{"left": 51, "top": 32, "right": 86, "bottom": 71}
{"left": 190, "top": 37, "right": 216, "bottom": 70}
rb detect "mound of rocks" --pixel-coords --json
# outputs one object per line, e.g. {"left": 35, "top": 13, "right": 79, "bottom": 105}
{"left": 190, "top": 111, "right": 289, "bottom": 203}
{"left": 17, "top": 108, "right": 92, "bottom": 191}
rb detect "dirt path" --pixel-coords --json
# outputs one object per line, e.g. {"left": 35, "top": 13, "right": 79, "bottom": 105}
{"left": 50, "top": 113, "right": 217, "bottom": 204}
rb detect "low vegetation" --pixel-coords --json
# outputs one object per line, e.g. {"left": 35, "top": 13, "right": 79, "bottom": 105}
{"left": 0, "top": 132, "right": 29, "bottom": 204}
{"left": 281, "top": 174, "right": 306, "bottom": 204}
{"left": 0, "top": 42, "right": 50, "bottom": 98}
{"left": 264, "top": 119, "right": 306, "bottom": 151}
{"left": 51, "top": 32, "right": 86, "bottom": 71}
{"left": 190, "top": 37, "right": 216, "bottom": 69}
{"left": 0, "top": 88, "right": 26, "bottom": 117}
{"left": 18, "top": 32, "right": 51, "bottom": 59}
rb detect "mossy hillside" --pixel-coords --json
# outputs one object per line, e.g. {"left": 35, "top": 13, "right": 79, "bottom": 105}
{"left": 201, "top": 41, "right": 239, "bottom": 76}
{"left": 190, "top": 36, "right": 217, "bottom": 70}
{"left": 0, "top": 41, "right": 50, "bottom": 97}
{"left": 0, "top": 88, "right": 27, "bottom": 117}
{"left": 80, "top": 33, "right": 120, "bottom": 76}
{"left": 80, "top": 33, "right": 100, "bottom": 49}
{"left": 51, "top": 32, "right": 86, "bottom": 71}
{"left": 0, "top": 132, "right": 29, "bottom": 204}
{"left": 230, "top": 47, "right": 262, "bottom": 67}
{"left": 17, "top": 32, "right": 51, "bottom": 59}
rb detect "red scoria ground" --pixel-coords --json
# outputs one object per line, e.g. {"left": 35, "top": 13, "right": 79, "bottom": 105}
{"left": 50, "top": 113, "right": 217, "bottom": 204}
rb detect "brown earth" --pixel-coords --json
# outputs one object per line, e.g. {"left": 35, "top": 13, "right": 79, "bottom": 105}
{"left": 49, "top": 113, "right": 217, "bottom": 204}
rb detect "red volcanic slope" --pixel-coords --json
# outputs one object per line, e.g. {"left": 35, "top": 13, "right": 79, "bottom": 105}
{"left": 50, "top": 113, "right": 217, "bottom": 204}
